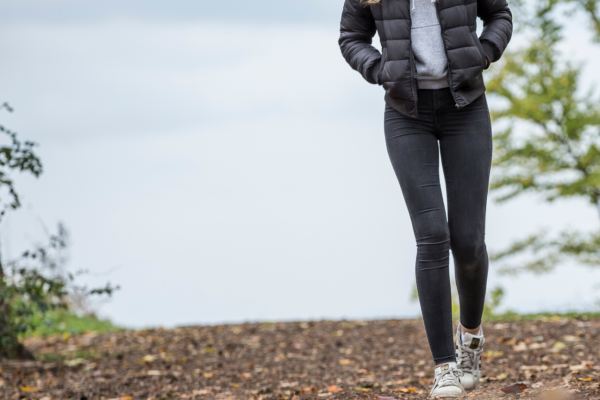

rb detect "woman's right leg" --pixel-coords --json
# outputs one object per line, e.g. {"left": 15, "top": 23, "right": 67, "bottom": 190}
{"left": 384, "top": 95, "right": 455, "bottom": 367}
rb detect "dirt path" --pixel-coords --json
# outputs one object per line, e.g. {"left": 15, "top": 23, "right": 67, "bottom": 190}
{"left": 1, "top": 317, "right": 599, "bottom": 399}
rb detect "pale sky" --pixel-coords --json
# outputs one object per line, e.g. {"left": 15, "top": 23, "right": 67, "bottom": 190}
{"left": 1, "top": 1, "right": 600, "bottom": 329}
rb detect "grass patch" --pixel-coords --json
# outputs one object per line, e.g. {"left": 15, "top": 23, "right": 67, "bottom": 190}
{"left": 484, "top": 310, "right": 600, "bottom": 322}
{"left": 37, "top": 349, "right": 101, "bottom": 363}
{"left": 26, "top": 310, "right": 122, "bottom": 338}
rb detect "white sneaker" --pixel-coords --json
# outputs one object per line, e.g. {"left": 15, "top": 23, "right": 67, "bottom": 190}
{"left": 429, "top": 362, "right": 466, "bottom": 398}
{"left": 455, "top": 324, "right": 485, "bottom": 391}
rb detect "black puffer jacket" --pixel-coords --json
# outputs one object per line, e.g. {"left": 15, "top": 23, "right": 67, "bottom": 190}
{"left": 339, "top": 0, "right": 512, "bottom": 118}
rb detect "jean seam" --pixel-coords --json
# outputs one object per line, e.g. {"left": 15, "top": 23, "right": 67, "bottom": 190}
{"left": 433, "top": 90, "right": 439, "bottom": 129}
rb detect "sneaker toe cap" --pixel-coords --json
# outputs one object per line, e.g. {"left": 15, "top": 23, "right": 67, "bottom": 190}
{"left": 459, "top": 374, "right": 477, "bottom": 390}
{"left": 431, "top": 386, "right": 464, "bottom": 398}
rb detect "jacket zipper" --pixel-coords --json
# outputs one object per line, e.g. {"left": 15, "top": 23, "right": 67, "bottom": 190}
{"left": 434, "top": 0, "right": 461, "bottom": 109}
{"left": 407, "top": 1, "right": 419, "bottom": 118}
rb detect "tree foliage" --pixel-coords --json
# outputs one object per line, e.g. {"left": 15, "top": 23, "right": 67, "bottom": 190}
{"left": 0, "top": 103, "right": 43, "bottom": 220}
{"left": 485, "top": 0, "right": 600, "bottom": 274}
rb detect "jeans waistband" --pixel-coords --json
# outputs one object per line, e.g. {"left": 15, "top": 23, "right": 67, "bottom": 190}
{"left": 416, "top": 87, "right": 454, "bottom": 107}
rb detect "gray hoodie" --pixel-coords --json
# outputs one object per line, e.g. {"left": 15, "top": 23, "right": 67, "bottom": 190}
{"left": 410, "top": 0, "right": 449, "bottom": 89}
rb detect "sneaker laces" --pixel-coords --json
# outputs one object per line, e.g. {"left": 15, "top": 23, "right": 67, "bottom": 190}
{"left": 457, "top": 342, "right": 483, "bottom": 375}
{"left": 431, "top": 366, "right": 466, "bottom": 395}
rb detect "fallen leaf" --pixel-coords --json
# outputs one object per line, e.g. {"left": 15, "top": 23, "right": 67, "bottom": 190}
{"left": 20, "top": 387, "right": 37, "bottom": 392}
{"left": 339, "top": 359, "right": 354, "bottom": 365}
{"left": 484, "top": 350, "right": 504, "bottom": 359}
{"left": 553, "top": 342, "right": 566, "bottom": 350}
{"left": 563, "top": 372, "right": 579, "bottom": 383}
{"left": 497, "top": 373, "right": 508, "bottom": 380}
{"left": 328, "top": 385, "right": 341, "bottom": 393}
{"left": 396, "top": 387, "right": 419, "bottom": 393}
{"left": 317, "top": 393, "right": 332, "bottom": 397}
{"left": 203, "top": 372, "right": 213, "bottom": 378}
{"left": 388, "top": 379, "right": 405, "bottom": 385}
{"left": 578, "top": 377, "right": 593, "bottom": 381}
{"left": 192, "top": 390, "right": 210, "bottom": 395}
{"left": 377, "top": 397, "right": 398, "bottom": 400}
{"left": 65, "top": 358, "right": 86, "bottom": 367}
{"left": 569, "top": 364, "right": 587, "bottom": 371}
{"left": 520, "top": 365, "right": 548, "bottom": 371}
{"left": 147, "top": 370, "right": 162, "bottom": 376}
{"left": 501, "top": 382, "right": 529, "bottom": 394}
{"left": 529, "top": 343, "right": 547, "bottom": 349}
{"left": 141, "top": 355, "right": 155, "bottom": 363}
{"left": 513, "top": 342, "right": 528, "bottom": 351}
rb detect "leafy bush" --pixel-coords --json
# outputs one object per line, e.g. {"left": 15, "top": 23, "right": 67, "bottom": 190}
{"left": 0, "top": 104, "right": 118, "bottom": 358}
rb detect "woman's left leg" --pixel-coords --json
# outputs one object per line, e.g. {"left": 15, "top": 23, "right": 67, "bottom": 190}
{"left": 436, "top": 89, "right": 493, "bottom": 331}
{"left": 436, "top": 89, "right": 492, "bottom": 391}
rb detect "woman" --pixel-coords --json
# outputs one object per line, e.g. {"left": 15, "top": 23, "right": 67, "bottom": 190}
{"left": 339, "top": 0, "right": 512, "bottom": 397}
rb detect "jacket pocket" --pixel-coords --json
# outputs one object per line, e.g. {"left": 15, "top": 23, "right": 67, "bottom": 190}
{"left": 472, "top": 33, "right": 487, "bottom": 67}
{"left": 377, "top": 49, "right": 387, "bottom": 85}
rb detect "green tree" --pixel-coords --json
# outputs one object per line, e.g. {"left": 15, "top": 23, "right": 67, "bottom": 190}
{"left": 485, "top": 0, "right": 600, "bottom": 274}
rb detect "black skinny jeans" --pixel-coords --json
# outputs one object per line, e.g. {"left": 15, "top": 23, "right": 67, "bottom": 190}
{"left": 384, "top": 88, "right": 492, "bottom": 366}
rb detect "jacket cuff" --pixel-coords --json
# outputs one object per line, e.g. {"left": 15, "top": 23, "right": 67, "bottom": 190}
{"left": 481, "top": 41, "right": 496, "bottom": 69}
{"left": 367, "top": 59, "right": 382, "bottom": 85}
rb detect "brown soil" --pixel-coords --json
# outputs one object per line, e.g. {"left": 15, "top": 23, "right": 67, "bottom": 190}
{"left": 1, "top": 317, "right": 600, "bottom": 399}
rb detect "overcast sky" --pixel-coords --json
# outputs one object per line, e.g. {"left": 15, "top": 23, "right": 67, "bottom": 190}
{"left": 0, "top": 0, "right": 340, "bottom": 22}
{"left": 1, "top": 1, "right": 600, "bottom": 329}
